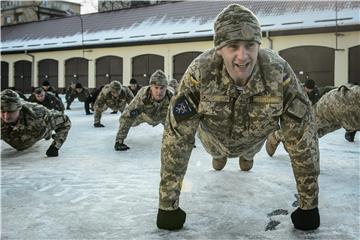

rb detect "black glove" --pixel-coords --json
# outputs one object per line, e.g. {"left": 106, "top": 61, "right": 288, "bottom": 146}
{"left": 46, "top": 145, "right": 59, "bottom": 157}
{"left": 114, "top": 142, "right": 130, "bottom": 151}
{"left": 157, "top": 208, "right": 186, "bottom": 230}
{"left": 291, "top": 207, "right": 320, "bottom": 230}
{"left": 94, "top": 122, "right": 105, "bottom": 128}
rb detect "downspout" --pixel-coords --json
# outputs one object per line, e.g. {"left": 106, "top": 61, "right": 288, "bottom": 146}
{"left": 266, "top": 31, "right": 273, "bottom": 50}
{"left": 25, "top": 50, "right": 35, "bottom": 90}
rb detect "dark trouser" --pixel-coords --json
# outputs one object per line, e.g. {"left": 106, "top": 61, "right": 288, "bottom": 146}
{"left": 84, "top": 98, "right": 92, "bottom": 114}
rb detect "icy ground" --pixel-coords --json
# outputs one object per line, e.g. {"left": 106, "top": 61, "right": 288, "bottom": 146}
{"left": 1, "top": 98, "right": 359, "bottom": 239}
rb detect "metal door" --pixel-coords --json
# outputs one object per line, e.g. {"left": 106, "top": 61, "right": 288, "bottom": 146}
{"left": 173, "top": 51, "right": 202, "bottom": 81}
{"left": 96, "top": 56, "right": 123, "bottom": 88}
{"left": 38, "top": 59, "right": 58, "bottom": 88}
{"left": 65, "top": 57, "right": 88, "bottom": 88}
{"left": 132, "top": 54, "right": 164, "bottom": 86}
{"left": 1, "top": 61, "right": 9, "bottom": 90}
{"left": 279, "top": 46, "right": 334, "bottom": 87}
{"left": 14, "top": 60, "right": 32, "bottom": 93}
{"left": 349, "top": 45, "right": 359, "bottom": 85}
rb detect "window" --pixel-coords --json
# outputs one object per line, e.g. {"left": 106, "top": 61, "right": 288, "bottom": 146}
{"left": 4, "top": 16, "right": 11, "bottom": 24}
{"left": 15, "top": 13, "right": 23, "bottom": 22}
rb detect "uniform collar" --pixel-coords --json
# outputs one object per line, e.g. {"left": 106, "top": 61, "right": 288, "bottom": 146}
{"left": 222, "top": 62, "right": 265, "bottom": 98}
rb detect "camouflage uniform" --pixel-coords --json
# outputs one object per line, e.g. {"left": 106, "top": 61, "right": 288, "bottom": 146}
{"left": 315, "top": 85, "right": 360, "bottom": 137}
{"left": 1, "top": 90, "right": 71, "bottom": 151}
{"left": 159, "top": 46, "right": 319, "bottom": 211}
{"left": 94, "top": 81, "right": 134, "bottom": 124}
{"left": 115, "top": 85, "right": 173, "bottom": 143}
{"left": 28, "top": 91, "right": 65, "bottom": 112}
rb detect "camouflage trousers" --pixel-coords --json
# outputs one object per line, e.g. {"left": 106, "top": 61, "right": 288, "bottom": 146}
{"left": 197, "top": 125, "right": 265, "bottom": 161}
{"left": 315, "top": 85, "right": 360, "bottom": 137}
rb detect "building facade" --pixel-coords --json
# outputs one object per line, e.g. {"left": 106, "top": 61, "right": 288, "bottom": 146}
{"left": 1, "top": 1, "right": 359, "bottom": 93}
{"left": 1, "top": 0, "right": 80, "bottom": 26}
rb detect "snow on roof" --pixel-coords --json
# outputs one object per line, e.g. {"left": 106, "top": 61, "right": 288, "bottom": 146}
{"left": 1, "top": 1, "right": 359, "bottom": 53}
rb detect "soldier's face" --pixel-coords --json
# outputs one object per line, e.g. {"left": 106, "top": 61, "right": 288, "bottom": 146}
{"left": 35, "top": 92, "right": 46, "bottom": 102}
{"left": 111, "top": 90, "right": 120, "bottom": 97}
{"left": 151, "top": 84, "right": 167, "bottom": 101}
{"left": 1, "top": 110, "right": 20, "bottom": 123}
{"left": 217, "top": 41, "right": 259, "bottom": 86}
{"left": 130, "top": 84, "right": 137, "bottom": 90}
{"left": 43, "top": 86, "right": 50, "bottom": 90}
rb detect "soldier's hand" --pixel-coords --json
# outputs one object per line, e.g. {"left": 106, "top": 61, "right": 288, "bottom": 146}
{"left": 114, "top": 142, "right": 130, "bottom": 151}
{"left": 157, "top": 207, "right": 186, "bottom": 230}
{"left": 94, "top": 122, "right": 105, "bottom": 128}
{"left": 291, "top": 207, "right": 320, "bottom": 230}
{"left": 46, "top": 145, "right": 59, "bottom": 157}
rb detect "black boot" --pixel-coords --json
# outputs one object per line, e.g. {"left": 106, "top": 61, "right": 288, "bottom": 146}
{"left": 345, "top": 131, "right": 356, "bottom": 142}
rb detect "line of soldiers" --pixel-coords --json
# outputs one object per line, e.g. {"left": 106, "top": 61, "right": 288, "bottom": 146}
{"left": 1, "top": 3, "right": 359, "bottom": 233}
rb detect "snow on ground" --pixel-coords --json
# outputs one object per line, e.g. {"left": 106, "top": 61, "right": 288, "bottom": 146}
{"left": 1, "top": 97, "right": 359, "bottom": 239}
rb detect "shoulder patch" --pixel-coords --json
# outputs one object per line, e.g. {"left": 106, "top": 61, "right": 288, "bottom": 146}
{"left": 173, "top": 95, "right": 196, "bottom": 122}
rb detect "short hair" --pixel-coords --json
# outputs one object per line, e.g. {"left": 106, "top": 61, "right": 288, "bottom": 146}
{"left": 304, "top": 79, "right": 316, "bottom": 89}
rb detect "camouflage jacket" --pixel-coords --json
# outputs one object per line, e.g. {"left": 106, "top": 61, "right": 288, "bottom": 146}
{"left": 1, "top": 102, "right": 71, "bottom": 150}
{"left": 315, "top": 85, "right": 360, "bottom": 137}
{"left": 66, "top": 88, "right": 91, "bottom": 102}
{"left": 94, "top": 84, "right": 134, "bottom": 123}
{"left": 159, "top": 48, "right": 319, "bottom": 211}
{"left": 28, "top": 92, "right": 65, "bottom": 112}
{"left": 115, "top": 86, "right": 173, "bottom": 142}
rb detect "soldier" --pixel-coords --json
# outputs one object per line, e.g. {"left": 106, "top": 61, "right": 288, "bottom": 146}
{"left": 28, "top": 87, "right": 65, "bottom": 112}
{"left": 157, "top": 4, "right": 320, "bottom": 231}
{"left": 128, "top": 78, "right": 142, "bottom": 97}
{"left": 303, "top": 79, "right": 320, "bottom": 105}
{"left": 66, "top": 83, "right": 93, "bottom": 115}
{"left": 168, "top": 78, "right": 179, "bottom": 95}
{"left": 114, "top": 70, "right": 173, "bottom": 150}
{"left": 1, "top": 89, "right": 71, "bottom": 157}
{"left": 93, "top": 80, "right": 134, "bottom": 127}
{"left": 42, "top": 80, "right": 60, "bottom": 99}
{"left": 65, "top": 82, "right": 76, "bottom": 110}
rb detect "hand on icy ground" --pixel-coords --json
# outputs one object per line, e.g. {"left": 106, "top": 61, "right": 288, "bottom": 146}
{"left": 94, "top": 122, "right": 105, "bottom": 127}
{"left": 114, "top": 142, "right": 130, "bottom": 151}
{"left": 157, "top": 207, "right": 186, "bottom": 230}
{"left": 291, "top": 207, "right": 320, "bottom": 230}
{"left": 46, "top": 145, "right": 58, "bottom": 157}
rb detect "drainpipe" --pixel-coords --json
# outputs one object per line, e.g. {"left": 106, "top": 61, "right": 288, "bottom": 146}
{"left": 25, "top": 50, "right": 35, "bottom": 90}
{"left": 266, "top": 31, "right": 273, "bottom": 50}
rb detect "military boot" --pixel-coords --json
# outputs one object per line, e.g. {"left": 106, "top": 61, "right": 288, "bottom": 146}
{"left": 212, "top": 157, "right": 227, "bottom": 171}
{"left": 239, "top": 157, "right": 253, "bottom": 171}
{"left": 266, "top": 132, "right": 280, "bottom": 157}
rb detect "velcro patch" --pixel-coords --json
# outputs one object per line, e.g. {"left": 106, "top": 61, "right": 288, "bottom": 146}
{"left": 286, "top": 97, "right": 307, "bottom": 120}
{"left": 252, "top": 96, "right": 282, "bottom": 104}
{"left": 200, "top": 95, "right": 230, "bottom": 102}
{"left": 173, "top": 95, "right": 196, "bottom": 122}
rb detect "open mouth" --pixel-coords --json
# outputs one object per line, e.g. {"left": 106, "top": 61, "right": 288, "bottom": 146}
{"left": 234, "top": 62, "right": 249, "bottom": 69}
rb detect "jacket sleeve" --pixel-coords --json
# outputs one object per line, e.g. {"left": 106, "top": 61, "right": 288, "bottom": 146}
{"left": 125, "top": 88, "right": 135, "bottom": 104}
{"left": 115, "top": 93, "right": 144, "bottom": 143}
{"left": 159, "top": 62, "right": 201, "bottom": 210}
{"left": 46, "top": 110, "right": 71, "bottom": 149}
{"left": 94, "top": 90, "right": 108, "bottom": 123}
{"left": 281, "top": 63, "right": 320, "bottom": 210}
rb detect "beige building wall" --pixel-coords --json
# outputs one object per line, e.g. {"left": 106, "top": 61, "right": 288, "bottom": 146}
{"left": 2, "top": 31, "right": 359, "bottom": 88}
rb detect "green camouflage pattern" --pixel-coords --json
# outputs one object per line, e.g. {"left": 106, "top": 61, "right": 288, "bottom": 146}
{"left": 1, "top": 102, "right": 71, "bottom": 150}
{"left": 0, "top": 89, "right": 23, "bottom": 112}
{"left": 28, "top": 92, "right": 65, "bottom": 112}
{"left": 94, "top": 83, "right": 134, "bottom": 124}
{"left": 315, "top": 85, "right": 360, "bottom": 137}
{"left": 66, "top": 87, "right": 91, "bottom": 103}
{"left": 214, "top": 4, "right": 261, "bottom": 49}
{"left": 115, "top": 86, "right": 173, "bottom": 143}
{"left": 149, "top": 70, "right": 168, "bottom": 86}
{"left": 159, "top": 48, "right": 319, "bottom": 211}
